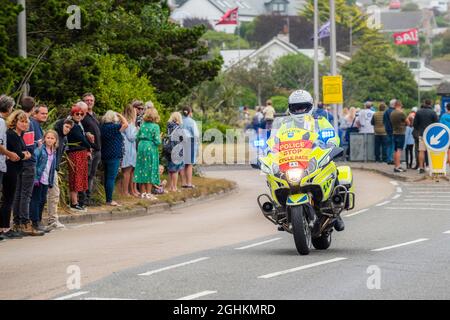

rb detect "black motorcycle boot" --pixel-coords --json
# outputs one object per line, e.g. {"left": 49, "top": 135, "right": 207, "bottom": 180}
{"left": 334, "top": 216, "right": 345, "bottom": 232}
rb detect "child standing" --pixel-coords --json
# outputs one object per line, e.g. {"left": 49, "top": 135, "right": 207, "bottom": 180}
{"left": 404, "top": 115, "right": 415, "bottom": 169}
{"left": 30, "top": 130, "right": 58, "bottom": 232}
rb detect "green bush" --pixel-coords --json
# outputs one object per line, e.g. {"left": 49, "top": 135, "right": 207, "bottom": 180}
{"left": 236, "top": 86, "right": 257, "bottom": 107}
{"left": 201, "top": 120, "right": 233, "bottom": 135}
{"left": 270, "top": 95, "right": 289, "bottom": 113}
{"left": 95, "top": 54, "right": 162, "bottom": 116}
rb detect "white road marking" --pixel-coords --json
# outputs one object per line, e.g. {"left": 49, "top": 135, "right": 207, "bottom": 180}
{"left": 72, "top": 222, "right": 106, "bottom": 229}
{"left": 235, "top": 238, "right": 282, "bottom": 250}
{"left": 397, "top": 202, "right": 450, "bottom": 206}
{"left": 84, "top": 297, "right": 137, "bottom": 300}
{"left": 403, "top": 199, "right": 450, "bottom": 201}
{"left": 405, "top": 196, "right": 450, "bottom": 198}
{"left": 54, "top": 291, "right": 89, "bottom": 300}
{"left": 376, "top": 200, "right": 391, "bottom": 207}
{"left": 386, "top": 207, "right": 450, "bottom": 211}
{"left": 396, "top": 187, "right": 402, "bottom": 193}
{"left": 405, "top": 187, "right": 445, "bottom": 190}
{"left": 390, "top": 181, "right": 399, "bottom": 186}
{"left": 177, "top": 291, "right": 217, "bottom": 300}
{"left": 391, "top": 194, "right": 401, "bottom": 200}
{"left": 344, "top": 209, "right": 368, "bottom": 217}
{"left": 371, "top": 238, "right": 429, "bottom": 252}
{"left": 138, "top": 257, "right": 209, "bottom": 276}
{"left": 444, "top": 230, "right": 450, "bottom": 234}
{"left": 258, "top": 257, "right": 347, "bottom": 279}
{"left": 410, "top": 192, "right": 450, "bottom": 194}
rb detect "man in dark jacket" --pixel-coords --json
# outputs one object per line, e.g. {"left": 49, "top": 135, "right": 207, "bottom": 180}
{"left": 81, "top": 93, "right": 101, "bottom": 205}
{"left": 413, "top": 99, "right": 438, "bottom": 173}
{"left": 383, "top": 99, "right": 396, "bottom": 164}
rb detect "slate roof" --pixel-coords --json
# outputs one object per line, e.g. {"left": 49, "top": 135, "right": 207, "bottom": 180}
{"left": 207, "top": 0, "right": 305, "bottom": 16}
{"left": 429, "top": 59, "right": 450, "bottom": 76}
{"left": 380, "top": 11, "right": 423, "bottom": 32}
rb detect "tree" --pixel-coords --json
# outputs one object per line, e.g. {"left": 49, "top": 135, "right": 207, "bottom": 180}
{"left": 227, "top": 58, "right": 276, "bottom": 106}
{"left": 2, "top": 0, "right": 222, "bottom": 109}
{"left": 441, "top": 30, "right": 450, "bottom": 56}
{"left": 95, "top": 54, "right": 161, "bottom": 115}
{"left": 0, "top": 0, "right": 27, "bottom": 95}
{"left": 270, "top": 95, "right": 289, "bottom": 113}
{"left": 401, "top": 2, "right": 419, "bottom": 11}
{"left": 183, "top": 18, "right": 213, "bottom": 30}
{"left": 272, "top": 53, "right": 325, "bottom": 92}
{"left": 341, "top": 43, "right": 417, "bottom": 107}
{"left": 181, "top": 73, "right": 242, "bottom": 124}
{"left": 301, "top": 0, "right": 388, "bottom": 49}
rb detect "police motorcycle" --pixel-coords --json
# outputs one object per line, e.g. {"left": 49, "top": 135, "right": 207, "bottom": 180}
{"left": 256, "top": 90, "right": 355, "bottom": 255}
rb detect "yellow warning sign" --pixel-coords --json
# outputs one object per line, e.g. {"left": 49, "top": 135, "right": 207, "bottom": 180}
{"left": 322, "top": 75, "right": 343, "bottom": 104}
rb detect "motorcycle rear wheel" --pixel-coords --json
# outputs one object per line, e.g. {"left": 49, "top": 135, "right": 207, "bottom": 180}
{"left": 291, "top": 205, "right": 311, "bottom": 255}
{"left": 312, "top": 232, "right": 332, "bottom": 250}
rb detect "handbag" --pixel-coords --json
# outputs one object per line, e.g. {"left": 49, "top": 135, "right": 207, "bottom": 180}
{"left": 345, "top": 117, "right": 358, "bottom": 142}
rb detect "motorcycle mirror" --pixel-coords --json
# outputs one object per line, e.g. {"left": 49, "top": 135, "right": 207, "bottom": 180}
{"left": 329, "top": 147, "right": 344, "bottom": 160}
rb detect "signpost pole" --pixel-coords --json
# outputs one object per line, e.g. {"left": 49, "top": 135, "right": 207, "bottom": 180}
{"left": 313, "top": 0, "right": 319, "bottom": 109}
{"left": 417, "top": 38, "right": 421, "bottom": 108}
{"left": 330, "top": 0, "right": 338, "bottom": 134}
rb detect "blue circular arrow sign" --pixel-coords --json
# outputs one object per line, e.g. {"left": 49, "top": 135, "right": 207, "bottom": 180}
{"left": 423, "top": 123, "right": 450, "bottom": 152}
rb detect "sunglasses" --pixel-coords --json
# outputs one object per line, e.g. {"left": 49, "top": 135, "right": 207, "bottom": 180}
{"left": 74, "top": 112, "right": 85, "bottom": 116}
{"left": 135, "top": 107, "right": 144, "bottom": 110}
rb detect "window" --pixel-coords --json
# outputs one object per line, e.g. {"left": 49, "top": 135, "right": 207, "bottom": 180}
{"left": 409, "top": 61, "right": 421, "bottom": 69}
{"left": 273, "top": 3, "right": 286, "bottom": 13}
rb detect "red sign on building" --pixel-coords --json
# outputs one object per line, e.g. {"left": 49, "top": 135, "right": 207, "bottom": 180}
{"left": 393, "top": 28, "right": 419, "bottom": 45}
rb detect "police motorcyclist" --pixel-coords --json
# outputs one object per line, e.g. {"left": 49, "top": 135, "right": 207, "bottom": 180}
{"left": 273, "top": 89, "right": 340, "bottom": 147}
{"left": 273, "top": 89, "right": 345, "bottom": 231}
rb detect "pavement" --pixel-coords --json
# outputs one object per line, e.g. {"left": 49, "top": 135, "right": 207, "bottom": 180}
{"left": 0, "top": 167, "right": 394, "bottom": 300}
{"left": 348, "top": 161, "right": 448, "bottom": 183}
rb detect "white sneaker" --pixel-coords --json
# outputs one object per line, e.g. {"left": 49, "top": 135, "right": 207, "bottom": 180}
{"left": 141, "top": 193, "right": 147, "bottom": 198}
{"left": 48, "top": 221, "right": 66, "bottom": 230}
{"left": 53, "top": 221, "right": 66, "bottom": 229}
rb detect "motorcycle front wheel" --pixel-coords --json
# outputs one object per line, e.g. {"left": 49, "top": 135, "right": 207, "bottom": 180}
{"left": 291, "top": 205, "right": 311, "bottom": 255}
{"left": 312, "top": 232, "right": 332, "bottom": 250}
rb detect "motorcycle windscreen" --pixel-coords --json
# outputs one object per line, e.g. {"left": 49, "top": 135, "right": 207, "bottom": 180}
{"left": 272, "top": 127, "right": 317, "bottom": 173}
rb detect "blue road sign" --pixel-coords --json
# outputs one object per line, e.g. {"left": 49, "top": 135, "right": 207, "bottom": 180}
{"left": 423, "top": 123, "right": 450, "bottom": 152}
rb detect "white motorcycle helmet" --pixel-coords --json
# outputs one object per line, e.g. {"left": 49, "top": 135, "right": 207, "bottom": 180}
{"left": 288, "top": 90, "right": 315, "bottom": 117}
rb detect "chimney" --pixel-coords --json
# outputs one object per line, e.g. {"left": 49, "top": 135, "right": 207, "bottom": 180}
{"left": 277, "top": 19, "right": 290, "bottom": 43}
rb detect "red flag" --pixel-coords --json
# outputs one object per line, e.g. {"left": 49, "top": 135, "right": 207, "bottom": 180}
{"left": 393, "top": 28, "right": 419, "bottom": 45}
{"left": 216, "top": 7, "right": 238, "bottom": 25}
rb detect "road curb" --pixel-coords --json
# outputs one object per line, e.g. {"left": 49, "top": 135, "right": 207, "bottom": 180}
{"left": 47, "top": 185, "right": 238, "bottom": 225}
{"left": 349, "top": 164, "right": 428, "bottom": 183}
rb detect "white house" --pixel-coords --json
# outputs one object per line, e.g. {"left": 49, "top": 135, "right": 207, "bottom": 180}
{"left": 171, "top": 0, "right": 306, "bottom": 33}
{"left": 220, "top": 35, "right": 325, "bottom": 71}
{"left": 400, "top": 57, "right": 445, "bottom": 90}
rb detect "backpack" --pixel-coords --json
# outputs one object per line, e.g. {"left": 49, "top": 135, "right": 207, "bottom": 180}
{"left": 163, "top": 124, "right": 183, "bottom": 159}
{"left": 162, "top": 135, "right": 172, "bottom": 158}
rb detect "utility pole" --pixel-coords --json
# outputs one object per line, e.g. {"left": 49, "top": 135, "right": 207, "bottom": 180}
{"left": 313, "top": 0, "right": 319, "bottom": 109}
{"left": 18, "top": 0, "right": 28, "bottom": 96}
{"left": 330, "top": 0, "right": 338, "bottom": 132}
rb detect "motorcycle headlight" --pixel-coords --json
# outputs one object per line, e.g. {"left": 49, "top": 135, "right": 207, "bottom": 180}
{"left": 286, "top": 168, "right": 305, "bottom": 185}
